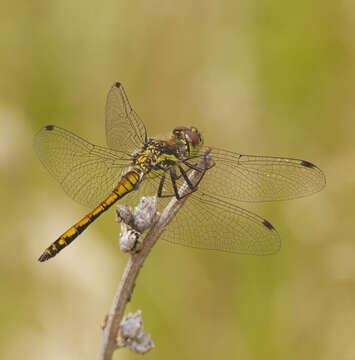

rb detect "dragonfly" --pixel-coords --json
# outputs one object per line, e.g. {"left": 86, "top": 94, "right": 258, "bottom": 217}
{"left": 34, "top": 82, "right": 326, "bottom": 262}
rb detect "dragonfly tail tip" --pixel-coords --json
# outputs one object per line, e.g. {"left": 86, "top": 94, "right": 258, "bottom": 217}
{"left": 38, "top": 253, "right": 51, "bottom": 262}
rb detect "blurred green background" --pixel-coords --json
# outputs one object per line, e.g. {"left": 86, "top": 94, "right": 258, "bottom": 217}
{"left": 2, "top": 1, "right": 355, "bottom": 359}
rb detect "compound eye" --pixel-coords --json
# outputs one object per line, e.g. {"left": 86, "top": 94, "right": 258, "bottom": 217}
{"left": 185, "top": 130, "right": 200, "bottom": 146}
{"left": 189, "top": 127, "right": 203, "bottom": 145}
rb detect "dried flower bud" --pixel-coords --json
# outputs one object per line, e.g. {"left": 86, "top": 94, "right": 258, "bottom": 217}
{"left": 119, "top": 310, "right": 154, "bottom": 354}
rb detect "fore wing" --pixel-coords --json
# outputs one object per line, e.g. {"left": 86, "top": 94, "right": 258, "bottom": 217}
{"left": 105, "top": 82, "right": 147, "bottom": 153}
{"left": 196, "top": 148, "right": 326, "bottom": 202}
{"left": 33, "top": 125, "right": 130, "bottom": 208}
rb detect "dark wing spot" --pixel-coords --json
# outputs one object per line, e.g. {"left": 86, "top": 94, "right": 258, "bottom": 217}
{"left": 300, "top": 160, "right": 315, "bottom": 168}
{"left": 263, "top": 219, "right": 275, "bottom": 231}
{"left": 45, "top": 125, "right": 54, "bottom": 131}
{"left": 115, "top": 81, "right": 121, "bottom": 88}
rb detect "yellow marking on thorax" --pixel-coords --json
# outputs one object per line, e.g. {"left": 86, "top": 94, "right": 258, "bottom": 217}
{"left": 145, "top": 170, "right": 162, "bottom": 178}
{"left": 160, "top": 153, "right": 179, "bottom": 162}
{"left": 144, "top": 153, "right": 179, "bottom": 179}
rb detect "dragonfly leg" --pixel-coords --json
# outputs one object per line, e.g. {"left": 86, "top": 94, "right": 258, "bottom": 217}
{"left": 182, "top": 160, "right": 204, "bottom": 172}
{"left": 178, "top": 165, "right": 195, "bottom": 189}
{"left": 170, "top": 169, "right": 181, "bottom": 199}
{"left": 183, "top": 150, "right": 215, "bottom": 189}
{"left": 157, "top": 166, "right": 195, "bottom": 200}
{"left": 172, "top": 166, "right": 198, "bottom": 200}
{"left": 157, "top": 171, "right": 181, "bottom": 199}
{"left": 157, "top": 174, "right": 169, "bottom": 198}
{"left": 157, "top": 150, "right": 214, "bottom": 199}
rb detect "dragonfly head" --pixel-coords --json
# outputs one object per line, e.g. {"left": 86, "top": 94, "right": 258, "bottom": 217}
{"left": 173, "top": 126, "right": 204, "bottom": 154}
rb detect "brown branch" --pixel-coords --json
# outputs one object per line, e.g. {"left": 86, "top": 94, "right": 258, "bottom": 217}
{"left": 98, "top": 149, "right": 212, "bottom": 360}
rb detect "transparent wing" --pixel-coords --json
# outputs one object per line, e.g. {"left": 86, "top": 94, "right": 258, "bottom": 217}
{"left": 105, "top": 82, "right": 147, "bottom": 153}
{"left": 133, "top": 165, "right": 280, "bottom": 255}
{"left": 33, "top": 125, "right": 131, "bottom": 208}
{"left": 158, "top": 192, "right": 280, "bottom": 255}
{"left": 195, "top": 147, "right": 326, "bottom": 202}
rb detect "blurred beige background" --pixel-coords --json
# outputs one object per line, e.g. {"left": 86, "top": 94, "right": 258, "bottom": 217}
{"left": 2, "top": 1, "right": 355, "bottom": 359}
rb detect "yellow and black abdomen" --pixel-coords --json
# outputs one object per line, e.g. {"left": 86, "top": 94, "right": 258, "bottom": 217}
{"left": 38, "top": 171, "right": 140, "bottom": 262}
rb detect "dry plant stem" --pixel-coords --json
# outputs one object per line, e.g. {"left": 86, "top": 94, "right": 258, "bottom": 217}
{"left": 98, "top": 150, "right": 212, "bottom": 360}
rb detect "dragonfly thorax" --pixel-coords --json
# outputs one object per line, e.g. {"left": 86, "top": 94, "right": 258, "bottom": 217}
{"left": 130, "top": 138, "right": 178, "bottom": 175}
{"left": 130, "top": 127, "right": 204, "bottom": 177}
